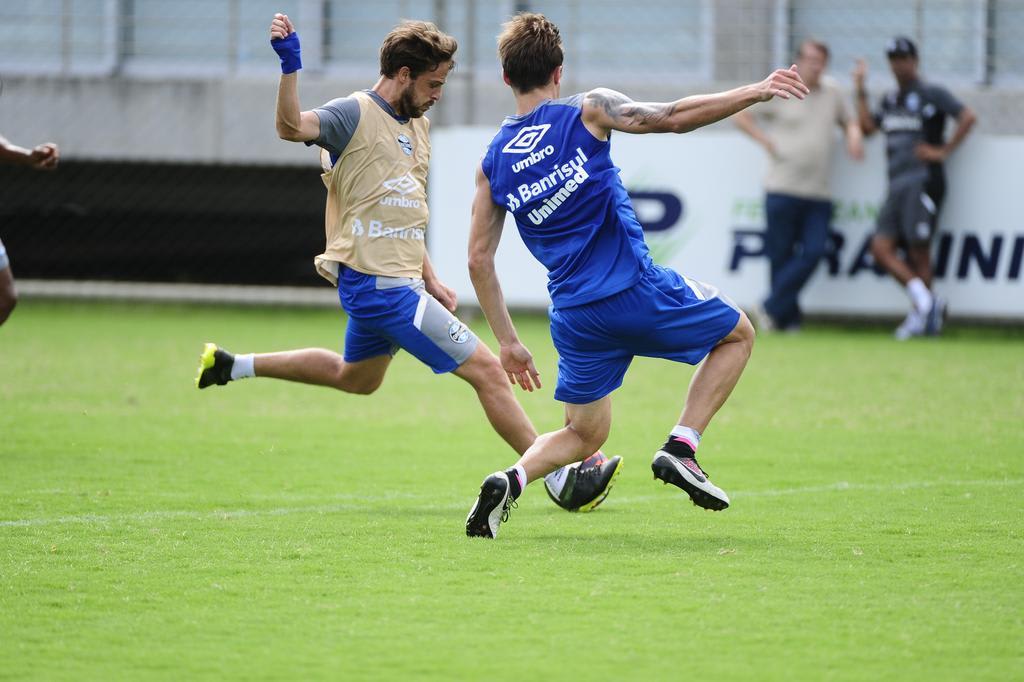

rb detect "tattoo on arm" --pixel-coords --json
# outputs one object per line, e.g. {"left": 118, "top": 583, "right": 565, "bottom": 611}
{"left": 585, "top": 89, "right": 676, "bottom": 129}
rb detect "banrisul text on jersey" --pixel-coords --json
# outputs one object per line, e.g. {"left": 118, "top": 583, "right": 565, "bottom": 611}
{"left": 481, "top": 94, "right": 652, "bottom": 308}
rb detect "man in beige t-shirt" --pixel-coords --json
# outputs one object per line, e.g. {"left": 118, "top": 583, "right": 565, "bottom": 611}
{"left": 735, "top": 39, "right": 863, "bottom": 331}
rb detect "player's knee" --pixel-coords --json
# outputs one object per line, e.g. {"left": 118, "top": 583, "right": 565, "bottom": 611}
{"left": 346, "top": 378, "right": 381, "bottom": 395}
{"left": 462, "top": 346, "right": 507, "bottom": 389}
{"left": 734, "top": 312, "right": 756, "bottom": 352}
{"left": 336, "top": 361, "right": 383, "bottom": 395}
{"left": 571, "top": 421, "right": 609, "bottom": 454}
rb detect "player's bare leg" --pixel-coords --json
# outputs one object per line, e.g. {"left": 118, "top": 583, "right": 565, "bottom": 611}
{"left": 907, "top": 243, "right": 945, "bottom": 335}
{"left": 870, "top": 235, "right": 916, "bottom": 285}
{"left": 651, "top": 312, "right": 755, "bottom": 511}
{"left": 871, "top": 235, "right": 935, "bottom": 338}
{"left": 452, "top": 342, "right": 538, "bottom": 454}
{"left": 0, "top": 267, "right": 18, "bottom": 327}
{"left": 906, "top": 244, "right": 933, "bottom": 288}
{"left": 466, "top": 397, "right": 611, "bottom": 538}
{"left": 677, "top": 313, "right": 755, "bottom": 433}
{"left": 514, "top": 397, "right": 611, "bottom": 481}
{"left": 253, "top": 349, "right": 391, "bottom": 394}
{"left": 195, "top": 344, "right": 391, "bottom": 394}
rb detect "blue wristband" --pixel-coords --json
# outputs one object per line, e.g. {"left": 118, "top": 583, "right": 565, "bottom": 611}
{"left": 271, "top": 32, "right": 302, "bottom": 74}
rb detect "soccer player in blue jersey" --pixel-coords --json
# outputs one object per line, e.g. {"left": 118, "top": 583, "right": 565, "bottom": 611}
{"left": 465, "top": 13, "right": 809, "bottom": 538}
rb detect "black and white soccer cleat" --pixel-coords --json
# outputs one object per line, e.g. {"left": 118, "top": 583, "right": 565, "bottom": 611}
{"left": 651, "top": 450, "right": 730, "bottom": 511}
{"left": 466, "top": 471, "right": 516, "bottom": 539}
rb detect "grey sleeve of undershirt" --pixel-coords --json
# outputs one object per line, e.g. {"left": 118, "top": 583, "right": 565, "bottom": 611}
{"left": 305, "top": 96, "right": 361, "bottom": 156}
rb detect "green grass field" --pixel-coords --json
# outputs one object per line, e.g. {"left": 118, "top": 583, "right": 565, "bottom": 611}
{"left": 1, "top": 301, "right": 1021, "bottom": 681}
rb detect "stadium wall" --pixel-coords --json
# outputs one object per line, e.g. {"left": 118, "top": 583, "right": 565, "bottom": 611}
{"left": 2, "top": 75, "right": 1024, "bottom": 165}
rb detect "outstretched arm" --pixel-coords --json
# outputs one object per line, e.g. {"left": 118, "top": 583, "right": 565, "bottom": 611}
{"left": 0, "top": 134, "right": 59, "bottom": 170}
{"left": 467, "top": 164, "right": 541, "bottom": 392}
{"left": 270, "top": 13, "right": 320, "bottom": 142}
{"left": 581, "top": 66, "right": 808, "bottom": 139}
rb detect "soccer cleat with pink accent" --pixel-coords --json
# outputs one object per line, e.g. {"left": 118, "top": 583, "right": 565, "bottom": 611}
{"left": 651, "top": 450, "right": 730, "bottom": 511}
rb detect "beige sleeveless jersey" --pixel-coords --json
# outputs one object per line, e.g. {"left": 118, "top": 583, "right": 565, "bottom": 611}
{"left": 314, "top": 91, "right": 431, "bottom": 285}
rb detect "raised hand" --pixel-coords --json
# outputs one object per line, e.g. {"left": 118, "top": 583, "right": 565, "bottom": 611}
{"left": 852, "top": 59, "right": 868, "bottom": 90}
{"left": 757, "top": 65, "right": 810, "bottom": 102}
{"left": 270, "top": 13, "right": 294, "bottom": 40}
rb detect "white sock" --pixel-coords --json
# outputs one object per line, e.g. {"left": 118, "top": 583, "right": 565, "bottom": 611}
{"left": 512, "top": 465, "right": 528, "bottom": 490}
{"left": 906, "top": 278, "right": 933, "bottom": 315}
{"left": 670, "top": 425, "right": 702, "bottom": 453}
{"left": 230, "top": 353, "right": 255, "bottom": 381}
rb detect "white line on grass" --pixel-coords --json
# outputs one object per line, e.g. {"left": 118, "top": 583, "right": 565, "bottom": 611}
{"left": 1, "top": 478, "right": 1020, "bottom": 528}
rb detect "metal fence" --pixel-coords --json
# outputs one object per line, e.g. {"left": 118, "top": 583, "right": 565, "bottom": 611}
{"left": 0, "top": 0, "right": 1021, "bottom": 294}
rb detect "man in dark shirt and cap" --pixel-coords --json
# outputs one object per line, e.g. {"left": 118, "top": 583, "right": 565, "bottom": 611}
{"left": 853, "top": 36, "right": 976, "bottom": 339}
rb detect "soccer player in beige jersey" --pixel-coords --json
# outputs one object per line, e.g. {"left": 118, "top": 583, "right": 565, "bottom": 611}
{"left": 194, "top": 14, "right": 620, "bottom": 512}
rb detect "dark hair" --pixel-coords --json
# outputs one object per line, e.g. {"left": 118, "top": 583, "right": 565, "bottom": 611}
{"left": 798, "top": 39, "right": 830, "bottom": 62}
{"left": 498, "top": 13, "right": 563, "bottom": 93}
{"left": 379, "top": 20, "right": 457, "bottom": 79}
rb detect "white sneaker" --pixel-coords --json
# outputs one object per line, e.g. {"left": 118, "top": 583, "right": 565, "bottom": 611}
{"left": 894, "top": 311, "right": 926, "bottom": 340}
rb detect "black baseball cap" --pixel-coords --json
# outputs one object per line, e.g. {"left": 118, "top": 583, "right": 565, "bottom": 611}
{"left": 886, "top": 36, "right": 918, "bottom": 58}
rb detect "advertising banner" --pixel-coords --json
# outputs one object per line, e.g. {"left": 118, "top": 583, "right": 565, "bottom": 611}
{"left": 430, "top": 127, "right": 1023, "bottom": 320}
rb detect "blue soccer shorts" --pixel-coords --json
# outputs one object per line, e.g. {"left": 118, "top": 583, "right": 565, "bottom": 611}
{"left": 337, "top": 266, "right": 479, "bottom": 374}
{"left": 549, "top": 264, "right": 741, "bottom": 404}
{"left": 0, "top": 237, "right": 9, "bottom": 271}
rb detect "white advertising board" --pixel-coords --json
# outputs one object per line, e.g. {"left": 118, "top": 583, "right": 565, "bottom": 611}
{"left": 429, "top": 127, "right": 1023, "bottom": 320}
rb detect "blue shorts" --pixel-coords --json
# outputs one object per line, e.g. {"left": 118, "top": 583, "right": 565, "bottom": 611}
{"left": 337, "top": 266, "right": 479, "bottom": 374}
{"left": 549, "top": 265, "right": 741, "bottom": 404}
{"left": 0, "top": 237, "right": 8, "bottom": 271}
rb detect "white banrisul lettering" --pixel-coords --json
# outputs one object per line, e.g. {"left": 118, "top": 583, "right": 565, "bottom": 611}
{"left": 352, "top": 218, "right": 425, "bottom": 240}
{"left": 517, "top": 147, "right": 589, "bottom": 203}
{"left": 512, "top": 147, "right": 592, "bottom": 226}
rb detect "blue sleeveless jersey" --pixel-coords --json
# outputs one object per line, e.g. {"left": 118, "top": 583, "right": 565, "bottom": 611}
{"left": 481, "top": 94, "right": 652, "bottom": 308}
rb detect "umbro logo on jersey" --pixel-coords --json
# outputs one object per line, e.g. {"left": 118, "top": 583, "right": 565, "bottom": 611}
{"left": 382, "top": 173, "right": 419, "bottom": 195}
{"left": 380, "top": 173, "right": 422, "bottom": 208}
{"left": 502, "top": 124, "right": 551, "bottom": 154}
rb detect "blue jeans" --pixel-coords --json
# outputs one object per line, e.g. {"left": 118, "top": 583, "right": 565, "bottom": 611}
{"left": 763, "top": 193, "right": 832, "bottom": 329}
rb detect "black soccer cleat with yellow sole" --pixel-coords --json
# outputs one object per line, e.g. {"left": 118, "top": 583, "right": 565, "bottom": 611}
{"left": 194, "top": 342, "right": 235, "bottom": 389}
{"left": 545, "top": 454, "right": 623, "bottom": 513}
{"left": 651, "top": 450, "right": 730, "bottom": 511}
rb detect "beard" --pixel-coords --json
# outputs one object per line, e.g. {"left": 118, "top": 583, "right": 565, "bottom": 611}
{"left": 397, "top": 85, "right": 428, "bottom": 118}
